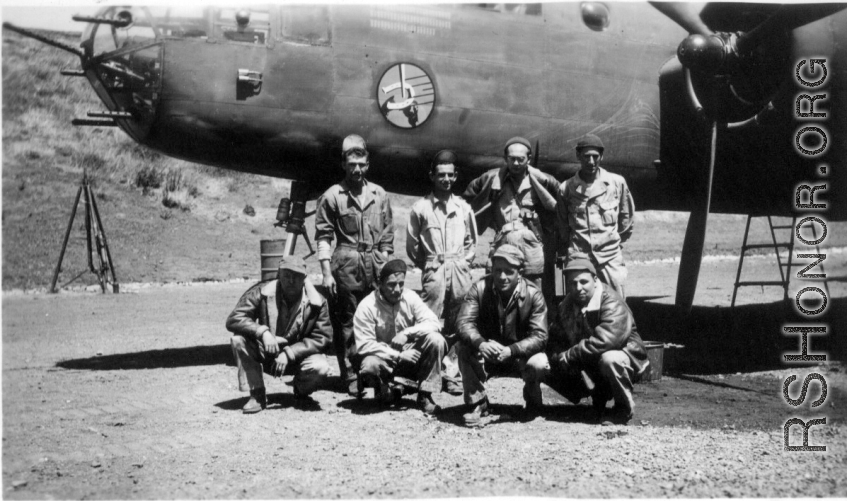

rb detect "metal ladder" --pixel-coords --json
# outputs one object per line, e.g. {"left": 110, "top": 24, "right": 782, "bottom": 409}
{"left": 731, "top": 215, "right": 828, "bottom": 307}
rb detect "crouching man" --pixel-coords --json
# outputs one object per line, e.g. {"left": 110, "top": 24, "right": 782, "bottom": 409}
{"left": 544, "top": 257, "right": 648, "bottom": 425}
{"left": 455, "top": 244, "right": 549, "bottom": 427}
{"left": 354, "top": 259, "right": 446, "bottom": 415}
{"left": 226, "top": 256, "right": 331, "bottom": 414}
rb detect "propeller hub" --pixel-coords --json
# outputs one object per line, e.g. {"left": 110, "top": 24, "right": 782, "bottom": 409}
{"left": 678, "top": 34, "right": 729, "bottom": 75}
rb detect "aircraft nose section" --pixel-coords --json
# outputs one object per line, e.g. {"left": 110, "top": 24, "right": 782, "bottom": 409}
{"left": 79, "top": 7, "right": 162, "bottom": 141}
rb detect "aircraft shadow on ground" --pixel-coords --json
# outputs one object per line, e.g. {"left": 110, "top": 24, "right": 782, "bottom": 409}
{"left": 628, "top": 295, "right": 846, "bottom": 375}
{"left": 56, "top": 344, "right": 235, "bottom": 371}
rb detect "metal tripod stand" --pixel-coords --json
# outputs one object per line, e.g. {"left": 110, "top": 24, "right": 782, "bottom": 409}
{"left": 50, "top": 170, "right": 119, "bottom": 293}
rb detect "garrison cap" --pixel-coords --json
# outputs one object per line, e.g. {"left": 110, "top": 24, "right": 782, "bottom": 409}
{"left": 278, "top": 255, "right": 307, "bottom": 276}
{"left": 563, "top": 257, "right": 597, "bottom": 276}
{"left": 575, "top": 134, "right": 605, "bottom": 154}
{"left": 432, "top": 149, "right": 458, "bottom": 167}
{"left": 491, "top": 244, "right": 525, "bottom": 268}
{"left": 379, "top": 259, "right": 408, "bottom": 282}
{"left": 503, "top": 137, "right": 532, "bottom": 156}
{"left": 342, "top": 134, "right": 367, "bottom": 154}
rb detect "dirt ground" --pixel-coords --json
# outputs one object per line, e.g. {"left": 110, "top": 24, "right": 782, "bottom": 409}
{"left": 3, "top": 256, "right": 845, "bottom": 499}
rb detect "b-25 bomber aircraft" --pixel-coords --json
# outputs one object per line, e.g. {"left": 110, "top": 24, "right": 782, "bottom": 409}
{"left": 4, "top": 2, "right": 846, "bottom": 309}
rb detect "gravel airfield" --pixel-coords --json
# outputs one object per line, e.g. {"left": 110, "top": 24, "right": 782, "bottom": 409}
{"left": 3, "top": 257, "right": 846, "bottom": 499}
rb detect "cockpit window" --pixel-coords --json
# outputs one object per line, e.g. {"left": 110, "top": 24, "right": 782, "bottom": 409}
{"left": 214, "top": 8, "right": 271, "bottom": 45}
{"left": 280, "top": 6, "right": 331, "bottom": 46}
{"left": 462, "top": 4, "right": 542, "bottom": 16}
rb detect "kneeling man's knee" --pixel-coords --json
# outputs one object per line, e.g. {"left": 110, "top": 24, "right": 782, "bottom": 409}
{"left": 421, "top": 331, "right": 447, "bottom": 350}
{"left": 598, "top": 350, "right": 629, "bottom": 376}
{"left": 359, "top": 355, "right": 383, "bottom": 376}
{"left": 230, "top": 335, "right": 247, "bottom": 350}
{"left": 523, "top": 352, "right": 549, "bottom": 382}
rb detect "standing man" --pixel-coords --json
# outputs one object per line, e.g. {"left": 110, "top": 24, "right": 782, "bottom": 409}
{"left": 543, "top": 257, "right": 648, "bottom": 425}
{"left": 557, "top": 134, "right": 634, "bottom": 296}
{"left": 226, "top": 256, "right": 332, "bottom": 414}
{"left": 354, "top": 259, "right": 447, "bottom": 414}
{"left": 455, "top": 244, "right": 549, "bottom": 427}
{"left": 464, "top": 137, "right": 560, "bottom": 306}
{"left": 407, "top": 149, "right": 478, "bottom": 394}
{"left": 315, "top": 134, "right": 395, "bottom": 396}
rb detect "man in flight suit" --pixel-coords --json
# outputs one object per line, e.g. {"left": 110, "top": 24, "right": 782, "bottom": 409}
{"left": 543, "top": 257, "right": 648, "bottom": 425}
{"left": 315, "top": 134, "right": 395, "bottom": 395}
{"left": 464, "top": 137, "right": 560, "bottom": 307}
{"left": 227, "top": 256, "right": 332, "bottom": 414}
{"left": 455, "top": 244, "right": 549, "bottom": 426}
{"left": 557, "top": 134, "right": 634, "bottom": 296}
{"left": 406, "top": 149, "right": 478, "bottom": 394}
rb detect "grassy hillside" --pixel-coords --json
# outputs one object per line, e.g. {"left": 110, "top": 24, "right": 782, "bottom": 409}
{"left": 3, "top": 28, "right": 845, "bottom": 291}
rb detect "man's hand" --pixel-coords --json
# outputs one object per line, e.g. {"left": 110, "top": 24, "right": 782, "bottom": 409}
{"left": 555, "top": 353, "right": 580, "bottom": 376}
{"left": 261, "top": 330, "right": 279, "bottom": 357}
{"left": 496, "top": 345, "right": 513, "bottom": 363}
{"left": 272, "top": 352, "right": 289, "bottom": 378}
{"left": 479, "top": 341, "right": 502, "bottom": 362}
{"left": 322, "top": 274, "right": 337, "bottom": 298}
{"left": 390, "top": 333, "right": 409, "bottom": 351}
{"left": 397, "top": 348, "right": 421, "bottom": 368}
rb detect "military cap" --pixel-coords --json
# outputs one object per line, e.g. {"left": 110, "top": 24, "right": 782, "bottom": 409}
{"left": 278, "top": 255, "right": 307, "bottom": 276}
{"left": 491, "top": 244, "right": 525, "bottom": 268}
{"left": 575, "top": 134, "right": 605, "bottom": 153}
{"left": 379, "top": 259, "right": 408, "bottom": 282}
{"left": 432, "top": 149, "right": 458, "bottom": 167}
{"left": 503, "top": 136, "right": 532, "bottom": 156}
{"left": 342, "top": 134, "right": 367, "bottom": 154}
{"left": 563, "top": 257, "right": 597, "bottom": 276}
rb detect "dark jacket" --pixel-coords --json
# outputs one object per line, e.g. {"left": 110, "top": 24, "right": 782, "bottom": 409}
{"left": 226, "top": 279, "right": 332, "bottom": 364}
{"left": 463, "top": 165, "right": 561, "bottom": 247}
{"left": 456, "top": 276, "right": 548, "bottom": 359}
{"left": 549, "top": 283, "right": 648, "bottom": 374}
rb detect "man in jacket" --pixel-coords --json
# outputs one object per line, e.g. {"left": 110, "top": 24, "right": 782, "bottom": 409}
{"left": 543, "top": 257, "right": 648, "bottom": 425}
{"left": 557, "top": 134, "right": 634, "bottom": 297}
{"left": 315, "top": 134, "right": 395, "bottom": 396}
{"left": 227, "top": 256, "right": 332, "bottom": 414}
{"left": 354, "top": 259, "right": 446, "bottom": 414}
{"left": 463, "top": 137, "right": 560, "bottom": 307}
{"left": 407, "top": 149, "right": 478, "bottom": 395}
{"left": 455, "top": 244, "right": 549, "bottom": 426}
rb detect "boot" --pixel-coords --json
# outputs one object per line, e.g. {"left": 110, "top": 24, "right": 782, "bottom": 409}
{"left": 522, "top": 384, "right": 543, "bottom": 415}
{"left": 462, "top": 398, "right": 490, "bottom": 427}
{"left": 441, "top": 374, "right": 463, "bottom": 396}
{"left": 416, "top": 391, "right": 440, "bottom": 415}
{"left": 242, "top": 388, "right": 267, "bottom": 414}
{"left": 601, "top": 404, "right": 633, "bottom": 426}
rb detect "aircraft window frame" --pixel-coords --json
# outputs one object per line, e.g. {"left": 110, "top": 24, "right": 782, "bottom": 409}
{"left": 209, "top": 7, "right": 274, "bottom": 47}
{"left": 459, "top": 3, "right": 543, "bottom": 16}
{"left": 278, "top": 5, "right": 332, "bottom": 46}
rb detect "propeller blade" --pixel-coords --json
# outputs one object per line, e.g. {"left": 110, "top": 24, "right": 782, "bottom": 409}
{"left": 649, "top": 2, "right": 714, "bottom": 37}
{"left": 737, "top": 3, "right": 847, "bottom": 53}
{"left": 675, "top": 122, "right": 718, "bottom": 312}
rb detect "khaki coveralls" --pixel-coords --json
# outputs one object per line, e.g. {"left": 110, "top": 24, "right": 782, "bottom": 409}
{"left": 557, "top": 167, "right": 634, "bottom": 297}
{"left": 407, "top": 193, "right": 478, "bottom": 382}
{"left": 314, "top": 180, "right": 394, "bottom": 385}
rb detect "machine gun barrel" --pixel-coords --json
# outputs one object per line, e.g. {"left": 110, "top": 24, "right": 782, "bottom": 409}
{"left": 1, "top": 22, "right": 83, "bottom": 57}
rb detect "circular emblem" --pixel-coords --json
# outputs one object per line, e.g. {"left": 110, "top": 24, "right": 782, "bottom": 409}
{"left": 377, "top": 63, "right": 435, "bottom": 129}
